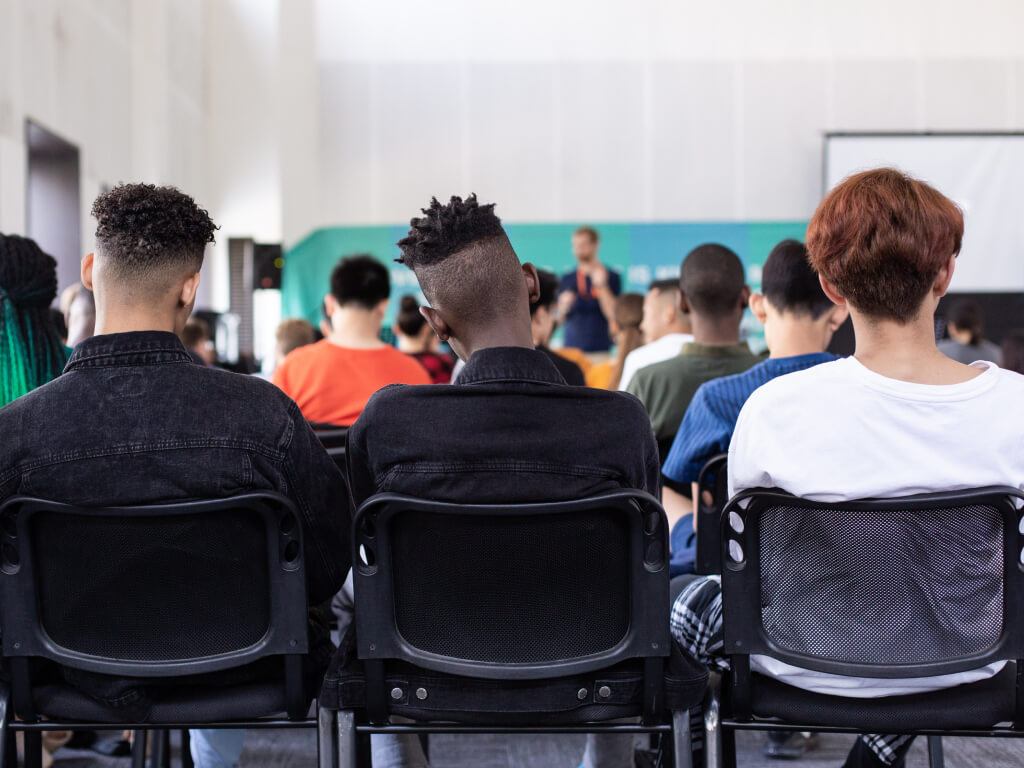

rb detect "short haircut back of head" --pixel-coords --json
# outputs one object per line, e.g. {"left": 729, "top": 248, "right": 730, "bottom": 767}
{"left": 330, "top": 255, "right": 390, "bottom": 310}
{"left": 761, "top": 239, "right": 833, "bottom": 318}
{"left": 397, "top": 195, "right": 522, "bottom": 323}
{"left": 680, "top": 243, "right": 746, "bottom": 317}
{"left": 91, "top": 183, "right": 217, "bottom": 293}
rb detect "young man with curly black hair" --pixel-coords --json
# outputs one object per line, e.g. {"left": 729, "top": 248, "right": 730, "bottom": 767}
{"left": 341, "top": 194, "right": 659, "bottom": 768}
{"left": 0, "top": 183, "right": 351, "bottom": 768}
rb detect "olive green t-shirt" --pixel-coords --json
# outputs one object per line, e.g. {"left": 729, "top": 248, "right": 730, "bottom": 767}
{"left": 626, "top": 341, "right": 758, "bottom": 450}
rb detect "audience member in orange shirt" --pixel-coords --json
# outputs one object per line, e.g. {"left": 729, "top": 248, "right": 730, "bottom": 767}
{"left": 273, "top": 255, "right": 431, "bottom": 426}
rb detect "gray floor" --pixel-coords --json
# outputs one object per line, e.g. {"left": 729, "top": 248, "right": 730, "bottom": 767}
{"left": 52, "top": 729, "right": 1024, "bottom": 767}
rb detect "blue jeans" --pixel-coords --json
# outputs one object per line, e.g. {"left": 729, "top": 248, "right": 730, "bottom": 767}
{"left": 189, "top": 730, "right": 245, "bottom": 768}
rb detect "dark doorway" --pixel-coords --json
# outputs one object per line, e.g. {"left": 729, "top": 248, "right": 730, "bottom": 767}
{"left": 26, "top": 120, "right": 82, "bottom": 296}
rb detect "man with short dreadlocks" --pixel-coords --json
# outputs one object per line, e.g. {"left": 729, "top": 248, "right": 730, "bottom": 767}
{"left": 0, "top": 234, "right": 68, "bottom": 407}
{"left": 0, "top": 183, "right": 351, "bottom": 768}
{"left": 341, "top": 194, "right": 660, "bottom": 768}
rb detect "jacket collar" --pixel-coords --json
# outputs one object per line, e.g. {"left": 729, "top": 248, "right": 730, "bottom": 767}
{"left": 65, "top": 331, "right": 194, "bottom": 372}
{"left": 459, "top": 346, "right": 567, "bottom": 386}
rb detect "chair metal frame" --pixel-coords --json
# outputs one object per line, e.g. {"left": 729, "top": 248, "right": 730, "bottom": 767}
{"left": 706, "top": 485, "right": 1024, "bottom": 768}
{"left": 0, "top": 492, "right": 318, "bottom": 768}
{"left": 320, "top": 490, "right": 695, "bottom": 768}
{"left": 693, "top": 454, "right": 728, "bottom": 575}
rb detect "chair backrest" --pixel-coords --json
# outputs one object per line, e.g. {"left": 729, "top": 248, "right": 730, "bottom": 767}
{"left": 312, "top": 424, "right": 349, "bottom": 452}
{"left": 695, "top": 454, "right": 728, "bottom": 575}
{"left": 721, "top": 486, "right": 1024, "bottom": 711}
{"left": 0, "top": 493, "right": 309, "bottom": 682}
{"left": 352, "top": 491, "right": 670, "bottom": 681}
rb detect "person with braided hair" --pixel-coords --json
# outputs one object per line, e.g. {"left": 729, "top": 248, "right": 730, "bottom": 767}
{"left": 0, "top": 233, "right": 69, "bottom": 408}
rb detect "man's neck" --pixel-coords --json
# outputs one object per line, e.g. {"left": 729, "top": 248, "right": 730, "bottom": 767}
{"left": 654, "top": 323, "right": 690, "bottom": 343}
{"left": 767, "top": 318, "right": 830, "bottom": 359}
{"left": 689, "top": 314, "right": 741, "bottom": 347}
{"left": 94, "top": 308, "right": 178, "bottom": 336}
{"left": 461, "top": 321, "right": 536, "bottom": 360}
{"left": 853, "top": 310, "right": 979, "bottom": 384}
{"left": 328, "top": 309, "right": 384, "bottom": 349}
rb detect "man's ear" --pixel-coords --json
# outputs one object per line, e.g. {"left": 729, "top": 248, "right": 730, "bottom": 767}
{"left": 934, "top": 254, "right": 957, "bottom": 298}
{"left": 522, "top": 262, "right": 541, "bottom": 305}
{"left": 827, "top": 304, "right": 850, "bottom": 331}
{"left": 179, "top": 271, "right": 201, "bottom": 308}
{"left": 748, "top": 293, "right": 768, "bottom": 324}
{"left": 375, "top": 298, "right": 389, "bottom": 317}
{"left": 678, "top": 289, "right": 691, "bottom": 316}
{"left": 420, "top": 306, "right": 450, "bottom": 342}
{"left": 81, "top": 252, "right": 95, "bottom": 290}
{"left": 324, "top": 293, "right": 338, "bottom": 317}
{"left": 737, "top": 285, "right": 751, "bottom": 310}
{"left": 818, "top": 275, "right": 847, "bottom": 308}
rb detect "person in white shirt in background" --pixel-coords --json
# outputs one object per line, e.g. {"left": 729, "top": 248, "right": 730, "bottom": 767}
{"left": 671, "top": 167, "right": 1024, "bottom": 768}
{"left": 617, "top": 278, "right": 692, "bottom": 391}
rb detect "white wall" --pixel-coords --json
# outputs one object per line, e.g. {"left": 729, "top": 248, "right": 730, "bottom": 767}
{"left": 312, "top": 0, "right": 1024, "bottom": 226}
{"left": 0, "top": 0, "right": 212, "bottom": 298}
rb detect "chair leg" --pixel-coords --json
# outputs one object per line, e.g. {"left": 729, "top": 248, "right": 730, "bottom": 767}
{"left": 672, "top": 709, "right": 693, "bottom": 768}
{"left": 180, "top": 730, "right": 194, "bottom": 768}
{"left": 722, "top": 728, "right": 736, "bottom": 768}
{"left": 335, "top": 711, "right": 357, "bottom": 768}
{"left": 318, "top": 707, "right": 338, "bottom": 768}
{"left": 703, "top": 693, "right": 722, "bottom": 768}
{"left": 149, "top": 729, "right": 168, "bottom": 768}
{"left": 131, "top": 730, "right": 147, "bottom": 768}
{"left": 927, "top": 736, "right": 945, "bottom": 768}
{"left": 23, "top": 732, "right": 42, "bottom": 768}
{"left": 0, "top": 682, "right": 8, "bottom": 768}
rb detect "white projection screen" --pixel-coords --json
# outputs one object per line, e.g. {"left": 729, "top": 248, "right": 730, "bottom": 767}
{"left": 825, "top": 134, "right": 1024, "bottom": 292}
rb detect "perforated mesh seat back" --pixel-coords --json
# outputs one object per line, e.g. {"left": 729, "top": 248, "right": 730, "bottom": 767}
{"left": 759, "top": 503, "right": 1004, "bottom": 666}
{"left": 30, "top": 509, "right": 271, "bottom": 661}
{"left": 390, "top": 508, "right": 631, "bottom": 663}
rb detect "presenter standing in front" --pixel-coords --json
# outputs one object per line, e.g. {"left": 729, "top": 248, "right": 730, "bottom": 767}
{"left": 557, "top": 226, "right": 621, "bottom": 357}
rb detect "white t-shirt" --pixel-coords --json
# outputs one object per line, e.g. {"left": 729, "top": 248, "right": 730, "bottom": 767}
{"left": 617, "top": 333, "right": 693, "bottom": 391}
{"left": 728, "top": 356, "right": 1024, "bottom": 698}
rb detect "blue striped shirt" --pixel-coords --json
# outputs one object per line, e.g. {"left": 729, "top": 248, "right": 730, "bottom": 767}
{"left": 663, "top": 353, "right": 837, "bottom": 485}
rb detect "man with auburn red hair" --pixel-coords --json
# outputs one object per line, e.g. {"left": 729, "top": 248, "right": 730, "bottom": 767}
{"left": 669, "top": 168, "right": 1024, "bottom": 768}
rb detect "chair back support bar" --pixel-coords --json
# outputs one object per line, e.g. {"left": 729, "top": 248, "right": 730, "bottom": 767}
{"left": 352, "top": 491, "right": 670, "bottom": 681}
{"left": 0, "top": 493, "right": 309, "bottom": 681}
{"left": 721, "top": 487, "right": 1024, "bottom": 691}
{"left": 695, "top": 454, "right": 729, "bottom": 575}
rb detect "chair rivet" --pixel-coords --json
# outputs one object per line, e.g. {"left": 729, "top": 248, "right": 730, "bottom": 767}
{"left": 390, "top": 687, "right": 403, "bottom": 701}
{"left": 598, "top": 685, "right": 611, "bottom": 699}
{"left": 577, "top": 688, "right": 588, "bottom": 701}
{"left": 416, "top": 687, "right": 428, "bottom": 701}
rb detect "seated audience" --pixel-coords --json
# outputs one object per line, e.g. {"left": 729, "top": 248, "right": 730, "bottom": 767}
{"left": 0, "top": 233, "right": 69, "bottom": 407}
{"left": 0, "top": 184, "right": 350, "bottom": 768}
{"left": 557, "top": 226, "right": 621, "bottom": 354}
{"left": 672, "top": 168, "right": 1024, "bottom": 768}
{"left": 273, "top": 255, "right": 431, "bottom": 425}
{"left": 1001, "top": 329, "right": 1024, "bottom": 375}
{"left": 181, "top": 316, "right": 215, "bottom": 365}
{"left": 342, "top": 194, "right": 659, "bottom": 768}
{"left": 626, "top": 244, "right": 757, "bottom": 459}
{"left": 531, "top": 269, "right": 586, "bottom": 385}
{"left": 938, "top": 299, "right": 1001, "bottom": 364}
{"left": 394, "top": 295, "right": 456, "bottom": 383}
{"left": 618, "top": 279, "right": 693, "bottom": 391}
{"left": 586, "top": 293, "right": 644, "bottom": 389}
{"left": 274, "top": 317, "right": 316, "bottom": 369}
{"left": 662, "top": 239, "right": 846, "bottom": 760}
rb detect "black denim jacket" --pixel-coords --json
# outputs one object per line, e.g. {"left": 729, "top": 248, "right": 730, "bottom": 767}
{"left": 0, "top": 331, "right": 351, "bottom": 711}
{"left": 346, "top": 346, "right": 660, "bottom": 508}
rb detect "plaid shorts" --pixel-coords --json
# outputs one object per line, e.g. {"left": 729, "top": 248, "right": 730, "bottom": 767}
{"left": 670, "top": 575, "right": 913, "bottom": 767}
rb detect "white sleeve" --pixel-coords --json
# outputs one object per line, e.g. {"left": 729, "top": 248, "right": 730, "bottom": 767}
{"left": 727, "top": 394, "right": 773, "bottom": 498}
{"left": 617, "top": 349, "right": 641, "bottom": 391}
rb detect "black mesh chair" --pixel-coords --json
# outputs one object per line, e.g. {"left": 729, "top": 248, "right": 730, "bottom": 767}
{"left": 694, "top": 454, "right": 728, "bottom": 575}
{"left": 0, "top": 493, "right": 317, "bottom": 768}
{"left": 707, "top": 486, "right": 1024, "bottom": 768}
{"left": 318, "top": 491, "right": 708, "bottom": 768}
{"left": 312, "top": 424, "right": 348, "bottom": 470}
